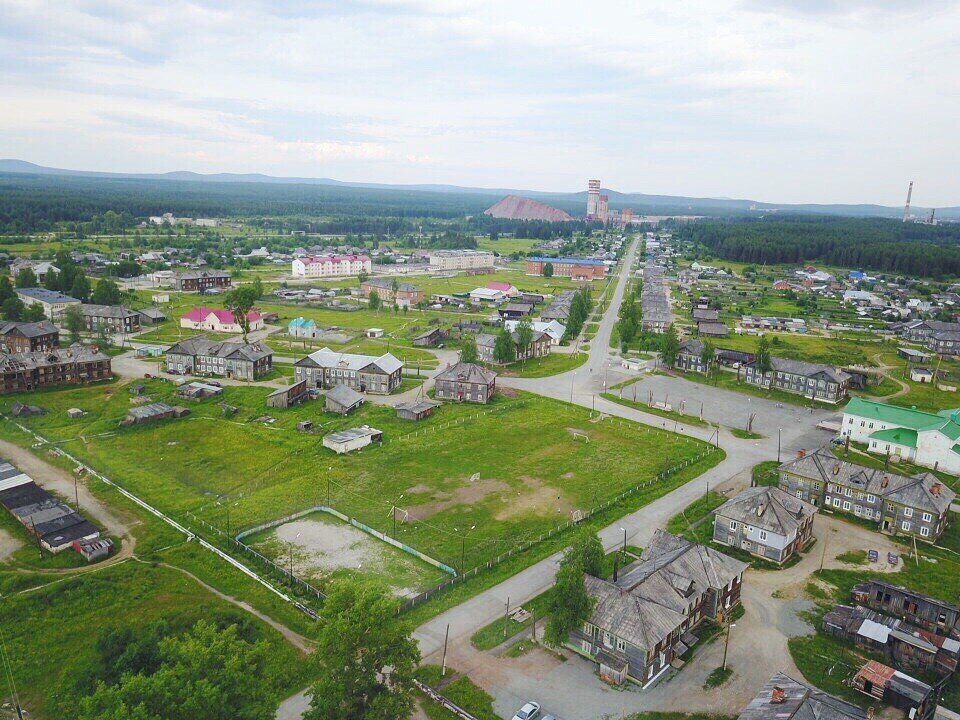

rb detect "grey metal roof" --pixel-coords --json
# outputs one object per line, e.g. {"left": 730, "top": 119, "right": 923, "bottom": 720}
{"left": 435, "top": 361, "right": 497, "bottom": 385}
{"left": 0, "top": 343, "right": 110, "bottom": 373}
{"left": 780, "top": 446, "right": 955, "bottom": 514}
{"left": 167, "top": 336, "right": 273, "bottom": 363}
{"left": 714, "top": 486, "right": 815, "bottom": 537}
{"left": 15, "top": 287, "right": 79, "bottom": 303}
{"left": 80, "top": 304, "right": 139, "bottom": 319}
{"left": 323, "top": 426, "right": 381, "bottom": 444}
{"left": 767, "top": 357, "right": 851, "bottom": 384}
{"left": 299, "top": 347, "right": 403, "bottom": 375}
{"left": 737, "top": 672, "right": 867, "bottom": 720}
{"left": 325, "top": 384, "right": 364, "bottom": 407}
{"left": 126, "top": 402, "right": 174, "bottom": 420}
{"left": 0, "top": 320, "right": 58, "bottom": 338}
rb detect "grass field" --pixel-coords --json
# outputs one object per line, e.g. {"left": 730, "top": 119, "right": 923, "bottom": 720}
{"left": 0, "top": 558, "right": 308, "bottom": 719}
{"left": 0, "top": 381, "right": 714, "bottom": 584}
{"left": 499, "top": 351, "right": 589, "bottom": 378}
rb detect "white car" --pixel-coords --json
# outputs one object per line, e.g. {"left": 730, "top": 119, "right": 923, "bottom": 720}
{"left": 512, "top": 701, "right": 541, "bottom": 720}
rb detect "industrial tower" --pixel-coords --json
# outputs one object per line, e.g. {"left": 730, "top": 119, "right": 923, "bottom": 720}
{"left": 903, "top": 181, "right": 913, "bottom": 222}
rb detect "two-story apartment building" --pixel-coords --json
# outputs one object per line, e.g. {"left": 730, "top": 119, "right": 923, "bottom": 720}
{"left": 476, "top": 331, "right": 551, "bottom": 364}
{"left": 841, "top": 397, "right": 960, "bottom": 476}
{"left": 0, "top": 321, "right": 59, "bottom": 353}
{"left": 80, "top": 304, "right": 141, "bottom": 334}
{"left": 434, "top": 362, "right": 497, "bottom": 403}
{"left": 713, "top": 486, "right": 817, "bottom": 564}
{"left": 777, "top": 447, "right": 955, "bottom": 542}
{"left": 15, "top": 288, "right": 81, "bottom": 320}
{"left": 0, "top": 344, "right": 112, "bottom": 393}
{"left": 742, "top": 357, "right": 850, "bottom": 403}
{"left": 291, "top": 254, "right": 371, "bottom": 279}
{"left": 571, "top": 530, "right": 747, "bottom": 688}
{"left": 427, "top": 250, "right": 495, "bottom": 272}
{"left": 294, "top": 347, "right": 403, "bottom": 394}
{"left": 165, "top": 337, "right": 273, "bottom": 381}
{"left": 174, "top": 270, "right": 232, "bottom": 293}
{"left": 676, "top": 339, "right": 710, "bottom": 373}
{"left": 359, "top": 277, "right": 424, "bottom": 307}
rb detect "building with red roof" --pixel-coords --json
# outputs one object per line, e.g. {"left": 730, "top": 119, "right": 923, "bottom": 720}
{"left": 180, "top": 307, "right": 264, "bottom": 334}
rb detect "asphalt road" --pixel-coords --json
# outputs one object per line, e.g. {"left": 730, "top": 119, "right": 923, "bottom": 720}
{"left": 276, "top": 237, "right": 839, "bottom": 719}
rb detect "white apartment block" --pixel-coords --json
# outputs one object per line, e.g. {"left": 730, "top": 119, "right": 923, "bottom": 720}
{"left": 291, "top": 254, "right": 372, "bottom": 278}
{"left": 427, "top": 250, "right": 495, "bottom": 272}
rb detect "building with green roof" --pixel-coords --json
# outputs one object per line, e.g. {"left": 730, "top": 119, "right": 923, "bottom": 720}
{"left": 841, "top": 397, "right": 960, "bottom": 476}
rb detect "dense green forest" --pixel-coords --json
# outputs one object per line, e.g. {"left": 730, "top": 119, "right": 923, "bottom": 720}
{"left": 677, "top": 216, "right": 960, "bottom": 278}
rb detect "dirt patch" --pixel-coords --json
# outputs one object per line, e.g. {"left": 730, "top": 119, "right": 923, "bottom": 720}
{"left": 561, "top": 472, "right": 575, "bottom": 480}
{"left": 497, "top": 386, "right": 519, "bottom": 399}
{"left": 405, "top": 478, "right": 509, "bottom": 521}
{"left": 405, "top": 483, "right": 432, "bottom": 495}
{"left": 565, "top": 427, "right": 589, "bottom": 438}
{"left": 494, "top": 485, "right": 575, "bottom": 521}
{"left": 0, "top": 528, "right": 22, "bottom": 562}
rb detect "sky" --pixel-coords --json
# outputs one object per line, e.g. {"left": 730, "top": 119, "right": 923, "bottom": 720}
{"left": 1, "top": 0, "right": 958, "bottom": 206}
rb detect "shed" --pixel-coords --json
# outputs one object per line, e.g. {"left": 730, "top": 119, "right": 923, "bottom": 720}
{"left": 395, "top": 399, "right": 437, "bottom": 421}
{"left": 74, "top": 537, "right": 113, "bottom": 562}
{"left": 322, "top": 425, "right": 382, "bottom": 454}
{"left": 365, "top": 328, "right": 384, "bottom": 338}
{"left": 136, "top": 345, "right": 164, "bottom": 357}
{"left": 67, "top": 408, "right": 85, "bottom": 419}
{"left": 899, "top": 347, "right": 931, "bottom": 364}
{"left": 177, "top": 381, "right": 224, "bottom": 400}
{"left": 324, "top": 384, "right": 365, "bottom": 415}
{"left": 266, "top": 379, "right": 309, "bottom": 409}
{"left": 297, "top": 420, "right": 313, "bottom": 432}
{"left": 123, "top": 402, "right": 177, "bottom": 425}
{"left": 911, "top": 367, "right": 934, "bottom": 383}
{"left": 413, "top": 327, "right": 444, "bottom": 347}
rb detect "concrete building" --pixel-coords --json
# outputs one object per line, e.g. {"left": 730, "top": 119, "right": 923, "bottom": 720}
{"left": 586, "top": 179, "right": 601, "bottom": 218}
{"left": 15, "top": 288, "right": 81, "bottom": 320}
{"left": 292, "top": 254, "right": 371, "bottom": 279}
{"left": 359, "top": 277, "right": 424, "bottom": 307}
{"left": 713, "top": 486, "right": 816, "bottom": 564}
{"left": 180, "top": 307, "right": 264, "bottom": 334}
{"left": 777, "top": 446, "right": 954, "bottom": 542}
{"left": 426, "top": 250, "right": 495, "bottom": 272}
{"left": 842, "top": 397, "right": 960, "bottom": 476}
{"left": 294, "top": 347, "right": 403, "bottom": 394}
{"left": 525, "top": 257, "right": 607, "bottom": 281}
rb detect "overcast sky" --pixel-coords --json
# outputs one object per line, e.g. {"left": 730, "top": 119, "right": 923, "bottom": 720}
{"left": 1, "top": 0, "right": 957, "bottom": 205}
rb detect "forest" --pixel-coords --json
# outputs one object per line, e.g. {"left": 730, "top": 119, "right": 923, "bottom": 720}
{"left": 677, "top": 215, "right": 960, "bottom": 278}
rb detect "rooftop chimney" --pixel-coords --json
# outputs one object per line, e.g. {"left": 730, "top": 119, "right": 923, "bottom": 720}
{"left": 932, "top": 483, "right": 942, "bottom": 496}
{"left": 867, "top": 707, "right": 875, "bottom": 720}
{"left": 771, "top": 686, "right": 786, "bottom": 704}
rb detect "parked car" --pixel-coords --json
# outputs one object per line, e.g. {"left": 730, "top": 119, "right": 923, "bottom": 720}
{"left": 512, "top": 702, "right": 541, "bottom": 720}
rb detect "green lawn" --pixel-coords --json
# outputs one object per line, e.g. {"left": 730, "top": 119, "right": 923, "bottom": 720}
{"left": 666, "top": 491, "right": 726, "bottom": 544}
{"left": 1, "top": 382, "right": 716, "bottom": 588}
{"left": 601, "top": 391, "right": 711, "bottom": 428}
{"left": 752, "top": 461, "right": 780, "bottom": 487}
{"left": 499, "top": 351, "right": 588, "bottom": 378}
{"left": 0, "top": 560, "right": 308, "bottom": 719}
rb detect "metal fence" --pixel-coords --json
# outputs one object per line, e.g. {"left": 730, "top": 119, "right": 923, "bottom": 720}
{"left": 395, "top": 444, "right": 721, "bottom": 614}
{"left": 414, "top": 680, "right": 478, "bottom": 720}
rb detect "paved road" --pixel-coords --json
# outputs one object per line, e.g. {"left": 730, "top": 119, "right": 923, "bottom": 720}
{"left": 277, "top": 238, "right": 837, "bottom": 719}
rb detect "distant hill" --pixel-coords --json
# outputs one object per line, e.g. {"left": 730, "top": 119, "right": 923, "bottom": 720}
{"left": 483, "top": 195, "right": 573, "bottom": 222}
{"left": 0, "top": 159, "right": 957, "bottom": 220}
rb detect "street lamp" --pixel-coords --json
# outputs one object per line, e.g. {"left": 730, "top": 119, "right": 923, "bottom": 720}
{"left": 392, "top": 494, "right": 404, "bottom": 537}
{"left": 778, "top": 428, "right": 782, "bottom": 463}
{"left": 620, "top": 527, "right": 627, "bottom": 552}
{"left": 288, "top": 532, "right": 301, "bottom": 585}
{"left": 455, "top": 524, "right": 477, "bottom": 574}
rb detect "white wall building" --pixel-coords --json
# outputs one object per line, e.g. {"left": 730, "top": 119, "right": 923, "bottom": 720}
{"left": 291, "top": 254, "right": 372, "bottom": 278}
{"left": 427, "top": 250, "right": 495, "bottom": 272}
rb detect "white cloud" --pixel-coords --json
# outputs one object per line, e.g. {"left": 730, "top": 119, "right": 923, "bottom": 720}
{"left": 0, "top": 0, "right": 957, "bottom": 204}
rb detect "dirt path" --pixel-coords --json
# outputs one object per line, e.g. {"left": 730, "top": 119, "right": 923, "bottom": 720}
{"left": 147, "top": 558, "right": 315, "bottom": 654}
{"left": 869, "top": 351, "right": 910, "bottom": 399}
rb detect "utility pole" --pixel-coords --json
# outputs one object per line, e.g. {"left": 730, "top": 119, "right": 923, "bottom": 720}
{"left": 441, "top": 623, "right": 450, "bottom": 676}
{"left": 503, "top": 596, "right": 511, "bottom": 640}
{"left": 778, "top": 428, "right": 782, "bottom": 463}
{"left": 722, "top": 620, "right": 735, "bottom": 671}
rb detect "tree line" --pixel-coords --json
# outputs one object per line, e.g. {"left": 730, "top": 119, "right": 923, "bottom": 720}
{"left": 676, "top": 215, "right": 960, "bottom": 278}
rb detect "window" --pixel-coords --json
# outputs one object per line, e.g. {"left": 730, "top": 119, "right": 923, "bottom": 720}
{"left": 729, "top": 520, "right": 738, "bottom": 530}
{"left": 902, "top": 521, "right": 911, "bottom": 532}
{"left": 833, "top": 497, "right": 841, "bottom": 508}
{"left": 797, "top": 490, "right": 803, "bottom": 499}
{"left": 616, "top": 638, "right": 626, "bottom": 652}
{"left": 920, "top": 527, "right": 930, "bottom": 537}
{"left": 867, "top": 494, "right": 876, "bottom": 503}
{"left": 904, "top": 507, "right": 913, "bottom": 518}
{"left": 759, "top": 530, "right": 768, "bottom": 541}
{"left": 582, "top": 622, "right": 592, "bottom": 635}
{"left": 923, "top": 512, "right": 933, "bottom": 523}
{"left": 843, "top": 501, "right": 851, "bottom": 511}
{"left": 813, "top": 482, "right": 821, "bottom": 491}
{"left": 844, "top": 487, "right": 852, "bottom": 497}
{"left": 603, "top": 632, "right": 613, "bottom": 648}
